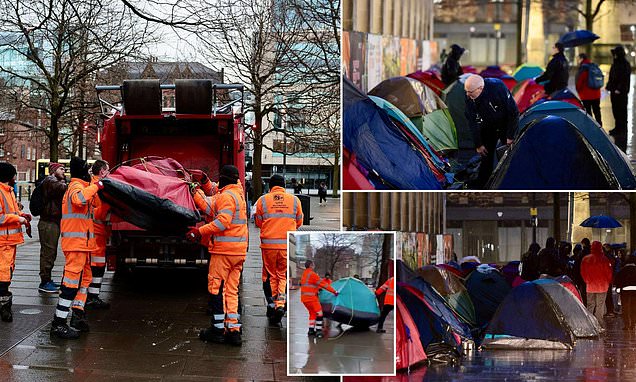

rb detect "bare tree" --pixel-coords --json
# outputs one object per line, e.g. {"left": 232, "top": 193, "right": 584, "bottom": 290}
{"left": 315, "top": 233, "right": 357, "bottom": 277}
{"left": 0, "top": 0, "right": 158, "bottom": 161}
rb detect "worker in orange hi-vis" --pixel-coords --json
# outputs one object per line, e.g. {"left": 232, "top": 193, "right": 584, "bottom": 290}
{"left": 51, "top": 157, "right": 103, "bottom": 340}
{"left": 254, "top": 174, "right": 303, "bottom": 326}
{"left": 186, "top": 165, "right": 247, "bottom": 346}
{"left": 0, "top": 163, "right": 31, "bottom": 323}
{"left": 86, "top": 160, "right": 111, "bottom": 310}
{"left": 375, "top": 276, "right": 395, "bottom": 333}
{"left": 300, "top": 260, "right": 338, "bottom": 339}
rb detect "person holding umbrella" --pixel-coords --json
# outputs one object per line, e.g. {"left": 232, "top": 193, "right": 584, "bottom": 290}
{"left": 535, "top": 42, "right": 569, "bottom": 95}
{"left": 606, "top": 45, "right": 632, "bottom": 152}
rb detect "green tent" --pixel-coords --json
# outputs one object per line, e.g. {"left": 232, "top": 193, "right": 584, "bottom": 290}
{"left": 441, "top": 80, "right": 474, "bottom": 151}
{"left": 417, "top": 265, "right": 477, "bottom": 326}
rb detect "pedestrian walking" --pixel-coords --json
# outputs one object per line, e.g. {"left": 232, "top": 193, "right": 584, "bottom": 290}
{"left": 38, "top": 162, "right": 67, "bottom": 293}
{"left": 254, "top": 174, "right": 303, "bottom": 326}
{"left": 606, "top": 45, "right": 632, "bottom": 152}
{"left": 615, "top": 256, "right": 636, "bottom": 330}
{"left": 188, "top": 165, "right": 248, "bottom": 346}
{"left": 86, "top": 160, "right": 110, "bottom": 310}
{"left": 575, "top": 53, "right": 603, "bottom": 125}
{"left": 535, "top": 42, "right": 569, "bottom": 95}
{"left": 521, "top": 243, "right": 541, "bottom": 281}
{"left": 318, "top": 182, "right": 327, "bottom": 206}
{"left": 441, "top": 44, "right": 465, "bottom": 86}
{"left": 375, "top": 276, "right": 394, "bottom": 334}
{"left": 581, "top": 241, "right": 613, "bottom": 328}
{"left": 0, "top": 163, "right": 31, "bottom": 323}
{"left": 464, "top": 74, "right": 519, "bottom": 189}
{"left": 51, "top": 157, "right": 103, "bottom": 339}
{"left": 300, "top": 260, "right": 337, "bottom": 339}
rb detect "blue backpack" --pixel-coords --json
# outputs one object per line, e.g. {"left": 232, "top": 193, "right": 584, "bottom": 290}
{"left": 586, "top": 63, "right": 604, "bottom": 89}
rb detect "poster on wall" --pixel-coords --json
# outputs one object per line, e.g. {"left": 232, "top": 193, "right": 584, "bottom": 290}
{"left": 416, "top": 233, "right": 431, "bottom": 267}
{"left": 366, "top": 34, "right": 383, "bottom": 91}
{"left": 435, "top": 234, "right": 445, "bottom": 265}
{"left": 420, "top": 41, "right": 431, "bottom": 71}
{"left": 347, "top": 31, "right": 367, "bottom": 91}
{"left": 402, "top": 233, "right": 418, "bottom": 271}
{"left": 395, "top": 232, "right": 403, "bottom": 260}
{"left": 343, "top": 31, "right": 350, "bottom": 78}
{"left": 430, "top": 41, "right": 440, "bottom": 68}
{"left": 443, "top": 234, "right": 454, "bottom": 263}
{"left": 382, "top": 36, "right": 401, "bottom": 80}
{"left": 400, "top": 39, "right": 417, "bottom": 76}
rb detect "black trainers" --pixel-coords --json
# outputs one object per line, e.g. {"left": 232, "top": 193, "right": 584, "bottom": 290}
{"left": 225, "top": 330, "right": 242, "bottom": 346}
{"left": 0, "top": 295, "right": 12, "bottom": 323}
{"left": 315, "top": 329, "right": 324, "bottom": 339}
{"left": 86, "top": 295, "right": 110, "bottom": 310}
{"left": 70, "top": 309, "right": 90, "bottom": 332}
{"left": 51, "top": 319, "right": 80, "bottom": 339}
{"left": 307, "top": 328, "right": 316, "bottom": 336}
{"left": 199, "top": 327, "right": 225, "bottom": 344}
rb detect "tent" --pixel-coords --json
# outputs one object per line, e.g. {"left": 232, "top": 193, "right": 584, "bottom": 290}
{"left": 441, "top": 80, "right": 474, "bottom": 153}
{"left": 343, "top": 77, "right": 444, "bottom": 189}
{"left": 437, "top": 263, "right": 468, "bottom": 279}
{"left": 342, "top": 148, "right": 375, "bottom": 190}
{"left": 462, "top": 65, "right": 478, "bottom": 74}
{"left": 542, "top": 275, "right": 583, "bottom": 303}
{"left": 319, "top": 277, "right": 380, "bottom": 327}
{"left": 512, "top": 64, "right": 544, "bottom": 82}
{"left": 479, "top": 65, "right": 517, "bottom": 90}
{"left": 482, "top": 279, "right": 601, "bottom": 349}
{"left": 407, "top": 70, "right": 446, "bottom": 96}
{"left": 517, "top": 101, "right": 636, "bottom": 189}
{"left": 548, "top": 88, "right": 583, "bottom": 109}
{"left": 512, "top": 79, "right": 546, "bottom": 113}
{"left": 488, "top": 115, "right": 626, "bottom": 190}
{"left": 368, "top": 77, "right": 458, "bottom": 153}
{"left": 500, "top": 261, "right": 520, "bottom": 286}
{"left": 465, "top": 266, "right": 511, "bottom": 328}
{"left": 396, "top": 295, "right": 427, "bottom": 370}
{"left": 417, "top": 265, "right": 477, "bottom": 325}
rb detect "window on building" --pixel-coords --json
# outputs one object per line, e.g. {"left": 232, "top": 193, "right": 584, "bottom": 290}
{"left": 27, "top": 147, "right": 31, "bottom": 160}
{"left": 20, "top": 144, "right": 25, "bottom": 159}
{"left": 0, "top": 126, "right": 5, "bottom": 135}
{"left": 0, "top": 144, "right": 4, "bottom": 157}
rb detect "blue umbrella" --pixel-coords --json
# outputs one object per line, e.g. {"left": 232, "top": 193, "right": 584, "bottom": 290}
{"left": 558, "top": 30, "right": 600, "bottom": 48}
{"left": 580, "top": 215, "right": 622, "bottom": 229}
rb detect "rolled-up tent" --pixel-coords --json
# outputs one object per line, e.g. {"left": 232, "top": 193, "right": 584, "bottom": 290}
{"left": 319, "top": 277, "right": 380, "bottom": 327}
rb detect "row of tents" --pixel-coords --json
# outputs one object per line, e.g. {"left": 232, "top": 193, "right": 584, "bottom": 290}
{"left": 344, "top": 65, "right": 636, "bottom": 190}
{"left": 395, "top": 259, "right": 602, "bottom": 371}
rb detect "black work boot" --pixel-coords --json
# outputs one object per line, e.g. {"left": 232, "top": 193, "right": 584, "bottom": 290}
{"left": 199, "top": 327, "right": 225, "bottom": 344}
{"left": 225, "top": 330, "right": 242, "bottom": 346}
{"left": 271, "top": 307, "right": 285, "bottom": 325}
{"left": 315, "top": 329, "right": 324, "bottom": 339}
{"left": 307, "top": 328, "right": 316, "bottom": 336}
{"left": 70, "top": 309, "right": 90, "bottom": 332}
{"left": 51, "top": 317, "right": 80, "bottom": 339}
{"left": 86, "top": 294, "right": 110, "bottom": 310}
{"left": 0, "top": 294, "right": 12, "bottom": 323}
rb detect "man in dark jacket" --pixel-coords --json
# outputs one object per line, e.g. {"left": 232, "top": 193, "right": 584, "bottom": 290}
{"left": 464, "top": 74, "right": 519, "bottom": 188}
{"left": 538, "top": 237, "right": 560, "bottom": 276}
{"left": 606, "top": 45, "right": 632, "bottom": 152}
{"left": 572, "top": 243, "right": 587, "bottom": 306}
{"left": 536, "top": 42, "right": 569, "bottom": 95}
{"left": 616, "top": 256, "right": 636, "bottom": 330}
{"left": 441, "top": 44, "right": 465, "bottom": 85}
{"left": 521, "top": 242, "right": 541, "bottom": 281}
{"left": 38, "top": 162, "right": 67, "bottom": 293}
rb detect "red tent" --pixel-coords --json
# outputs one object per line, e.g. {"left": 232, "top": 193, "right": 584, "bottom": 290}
{"left": 396, "top": 295, "right": 427, "bottom": 370}
{"left": 462, "top": 65, "right": 478, "bottom": 74}
{"left": 512, "top": 79, "right": 546, "bottom": 113}
{"left": 407, "top": 70, "right": 446, "bottom": 96}
{"left": 343, "top": 148, "right": 375, "bottom": 190}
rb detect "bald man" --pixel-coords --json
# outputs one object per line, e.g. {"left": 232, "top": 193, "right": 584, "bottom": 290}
{"left": 464, "top": 74, "right": 519, "bottom": 188}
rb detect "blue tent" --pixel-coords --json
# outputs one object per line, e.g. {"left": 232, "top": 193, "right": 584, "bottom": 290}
{"left": 488, "top": 116, "right": 625, "bottom": 189}
{"left": 343, "top": 77, "right": 443, "bottom": 189}
{"left": 465, "top": 267, "right": 511, "bottom": 328}
{"left": 517, "top": 101, "right": 636, "bottom": 189}
{"left": 319, "top": 277, "right": 380, "bottom": 327}
{"left": 483, "top": 279, "right": 601, "bottom": 349}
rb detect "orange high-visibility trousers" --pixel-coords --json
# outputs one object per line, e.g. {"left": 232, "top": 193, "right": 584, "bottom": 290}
{"left": 62, "top": 251, "right": 92, "bottom": 311}
{"left": 302, "top": 299, "right": 323, "bottom": 329}
{"left": 208, "top": 254, "right": 245, "bottom": 332}
{"left": 0, "top": 245, "right": 17, "bottom": 283}
{"left": 90, "top": 233, "right": 107, "bottom": 267}
{"left": 261, "top": 249, "right": 287, "bottom": 308}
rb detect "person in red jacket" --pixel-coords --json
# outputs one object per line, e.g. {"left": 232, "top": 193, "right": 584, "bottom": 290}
{"left": 581, "top": 240, "right": 613, "bottom": 328}
{"left": 300, "top": 260, "right": 337, "bottom": 338}
{"left": 575, "top": 53, "right": 602, "bottom": 126}
{"left": 375, "top": 276, "right": 394, "bottom": 333}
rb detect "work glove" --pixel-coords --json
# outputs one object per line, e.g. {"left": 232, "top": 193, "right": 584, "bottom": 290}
{"left": 190, "top": 169, "right": 209, "bottom": 184}
{"left": 20, "top": 213, "right": 32, "bottom": 222}
{"left": 25, "top": 222, "right": 32, "bottom": 238}
{"left": 186, "top": 227, "right": 202, "bottom": 243}
{"left": 96, "top": 181, "right": 105, "bottom": 191}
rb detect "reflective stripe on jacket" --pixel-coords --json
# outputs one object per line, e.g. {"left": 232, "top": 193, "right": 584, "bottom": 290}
{"left": 61, "top": 178, "right": 99, "bottom": 252}
{"left": 300, "top": 268, "right": 335, "bottom": 303}
{"left": 254, "top": 186, "right": 303, "bottom": 249}
{"left": 199, "top": 183, "right": 248, "bottom": 256}
{"left": 0, "top": 182, "right": 23, "bottom": 245}
{"left": 376, "top": 276, "right": 395, "bottom": 306}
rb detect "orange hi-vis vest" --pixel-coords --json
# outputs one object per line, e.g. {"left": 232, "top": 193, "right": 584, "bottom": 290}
{"left": 376, "top": 276, "right": 395, "bottom": 306}
{"left": 254, "top": 186, "right": 303, "bottom": 249}
{"left": 199, "top": 183, "right": 248, "bottom": 256}
{"left": 0, "top": 183, "right": 23, "bottom": 245}
{"left": 61, "top": 178, "right": 99, "bottom": 252}
{"left": 300, "top": 268, "right": 336, "bottom": 303}
{"left": 91, "top": 176, "right": 111, "bottom": 237}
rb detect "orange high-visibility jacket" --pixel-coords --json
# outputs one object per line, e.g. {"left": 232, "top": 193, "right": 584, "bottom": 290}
{"left": 199, "top": 183, "right": 248, "bottom": 256}
{"left": 61, "top": 178, "right": 99, "bottom": 252}
{"left": 200, "top": 178, "right": 217, "bottom": 196}
{"left": 0, "top": 183, "right": 23, "bottom": 245}
{"left": 300, "top": 268, "right": 336, "bottom": 303}
{"left": 375, "top": 276, "right": 395, "bottom": 306}
{"left": 91, "top": 176, "right": 111, "bottom": 237}
{"left": 193, "top": 188, "right": 217, "bottom": 222}
{"left": 254, "top": 186, "right": 303, "bottom": 249}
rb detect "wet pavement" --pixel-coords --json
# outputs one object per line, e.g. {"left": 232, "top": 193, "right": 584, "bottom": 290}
{"left": 598, "top": 74, "right": 636, "bottom": 163}
{"left": 288, "top": 289, "right": 395, "bottom": 376}
{"left": 0, "top": 196, "right": 340, "bottom": 381}
{"left": 395, "top": 315, "right": 636, "bottom": 382}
